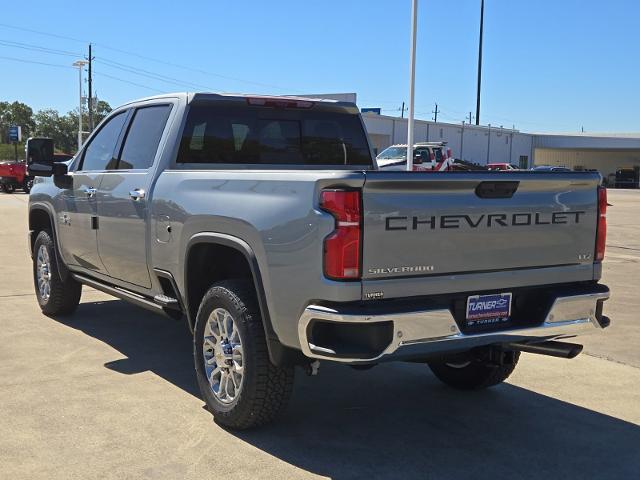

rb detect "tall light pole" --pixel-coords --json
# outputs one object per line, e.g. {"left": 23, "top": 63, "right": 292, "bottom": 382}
{"left": 72, "top": 60, "right": 88, "bottom": 150}
{"left": 475, "top": 0, "right": 484, "bottom": 126}
{"left": 406, "top": 0, "right": 418, "bottom": 171}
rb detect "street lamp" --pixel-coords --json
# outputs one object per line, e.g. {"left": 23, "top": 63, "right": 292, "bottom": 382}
{"left": 72, "top": 60, "right": 88, "bottom": 150}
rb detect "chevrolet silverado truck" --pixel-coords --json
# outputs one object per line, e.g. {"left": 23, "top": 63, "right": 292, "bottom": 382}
{"left": 28, "top": 93, "right": 610, "bottom": 429}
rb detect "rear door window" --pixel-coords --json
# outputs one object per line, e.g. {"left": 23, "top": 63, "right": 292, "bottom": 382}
{"left": 177, "top": 102, "right": 372, "bottom": 166}
{"left": 117, "top": 105, "right": 172, "bottom": 170}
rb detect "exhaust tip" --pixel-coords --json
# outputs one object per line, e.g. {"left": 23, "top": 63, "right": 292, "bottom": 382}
{"left": 507, "top": 340, "right": 583, "bottom": 359}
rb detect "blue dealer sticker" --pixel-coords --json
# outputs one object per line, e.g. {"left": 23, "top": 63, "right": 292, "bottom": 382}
{"left": 466, "top": 293, "right": 512, "bottom": 325}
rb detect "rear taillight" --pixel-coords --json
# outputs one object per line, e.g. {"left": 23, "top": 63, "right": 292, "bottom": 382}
{"left": 595, "top": 186, "right": 607, "bottom": 262}
{"left": 320, "top": 189, "right": 362, "bottom": 280}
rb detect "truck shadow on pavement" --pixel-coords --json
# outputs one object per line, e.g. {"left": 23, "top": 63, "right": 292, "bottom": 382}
{"left": 59, "top": 298, "right": 640, "bottom": 480}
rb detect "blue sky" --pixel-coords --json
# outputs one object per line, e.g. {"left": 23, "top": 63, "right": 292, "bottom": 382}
{"left": 0, "top": 0, "right": 637, "bottom": 133}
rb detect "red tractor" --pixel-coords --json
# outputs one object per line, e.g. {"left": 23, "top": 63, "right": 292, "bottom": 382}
{"left": 0, "top": 138, "right": 72, "bottom": 194}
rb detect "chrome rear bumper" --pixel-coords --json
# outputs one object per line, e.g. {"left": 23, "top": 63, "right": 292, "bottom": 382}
{"left": 298, "top": 290, "right": 610, "bottom": 363}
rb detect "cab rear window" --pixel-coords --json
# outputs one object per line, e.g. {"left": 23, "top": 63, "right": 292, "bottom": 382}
{"left": 177, "top": 103, "right": 372, "bottom": 166}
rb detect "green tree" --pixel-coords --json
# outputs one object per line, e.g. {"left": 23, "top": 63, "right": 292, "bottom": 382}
{"left": 0, "top": 101, "right": 35, "bottom": 142}
{"left": 33, "top": 109, "right": 62, "bottom": 139}
{"left": 93, "top": 99, "right": 112, "bottom": 126}
{"left": 33, "top": 108, "right": 77, "bottom": 154}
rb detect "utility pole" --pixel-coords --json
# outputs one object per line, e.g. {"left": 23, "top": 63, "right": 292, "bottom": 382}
{"left": 87, "top": 43, "right": 94, "bottom": 131}
{"left": 432, "top": 102, "right": 440, "bottom": 122}
{"left": 486, "top": 123, "right": 491, "bottom": 164}
{"left": 509, "top": 129, "right": 514, "bottom": 165}
{"left": 467, "top": 112, "right": 474, "bottom": 124}
{"left": 475, "top": 0, "right": 484, "bottom": 125}
{"left": 400, "top": 102, "right": 406, "bottom": 118}
{"left": 460, "top": 121, "right": 465, "bottom": 160}
{"left": 406, "top": 0, "right": 418, "bottom": 171}
{"left": 72, "top": 60, "right": 88, "bottom": 150}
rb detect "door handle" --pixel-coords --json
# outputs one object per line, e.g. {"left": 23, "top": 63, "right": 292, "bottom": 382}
{"left": 83, "top": 187, "right": 96, "bottom": 198}
{"left": 129, "top": 189, "right": 146, "bottom": 201}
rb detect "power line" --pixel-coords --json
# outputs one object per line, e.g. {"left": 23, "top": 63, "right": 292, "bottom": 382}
{"left": 93, "top": 43, "right": 296, "bottom": 91}
{"left": 0, "top": 39, "right": 82, "bottom": 57}
{"left": 96, "top": 57, "right": 214, "bottom": 91}
{"left": 0, "top": 22, "right": 87, "bottom": 44}
{"left": 94, "top": 72, "right": 165, "bottom": 93}
{"left": 0, "top": 22, "right": 296, "bottom": 92}
{"left": 0, "top": 54, "right": 75, "bottom": 69}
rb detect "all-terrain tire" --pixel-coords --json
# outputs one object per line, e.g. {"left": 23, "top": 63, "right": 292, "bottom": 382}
{"left": 194, "top": 280, "right": 294, "bottom": 429}
{"left": 428, "top": 351, "right": 520, "bottom": 390}
{"left": 33, "top": 230, "right": 82, "bottom": 315}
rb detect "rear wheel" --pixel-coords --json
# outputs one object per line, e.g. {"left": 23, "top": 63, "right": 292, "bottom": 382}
{"left": 3, "top": 184, "right": 15, "bottom": 193}
{"left": 33, "top": 230, "right": 82, "bottom": 315}
{"left": 194, "top": 280, "right": 294, "bottom": 429}
{"left": 23, "top": 177, "right": 33, "bottom": 193}
{"left": 428, "top": 351, "right": 520, "bottom": 390}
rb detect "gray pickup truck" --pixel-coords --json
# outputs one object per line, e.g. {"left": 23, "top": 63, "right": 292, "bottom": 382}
{"left": 28, "top": 93, "right": 610, "bottom": 429}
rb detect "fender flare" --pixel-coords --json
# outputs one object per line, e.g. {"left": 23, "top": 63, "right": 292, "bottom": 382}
{"left": 28, "top": 203, "right": 70, "bottom": 282}
{"left": 184, "top": 233, "right": 301, "bottom": 366}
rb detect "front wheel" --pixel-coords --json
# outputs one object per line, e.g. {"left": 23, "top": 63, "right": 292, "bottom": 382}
{"left": 194, "top": 280, "right": 294, "bottom": 429}
{"left": 33, "top": 230, "right": 82, "bottom": 315}
{"left": 428, "top": 351, "right": 520, "bottom": 390}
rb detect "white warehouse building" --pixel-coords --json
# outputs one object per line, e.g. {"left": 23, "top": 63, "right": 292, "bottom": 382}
{"left": 361, "top": 112, "right": 640, "bottom": 185}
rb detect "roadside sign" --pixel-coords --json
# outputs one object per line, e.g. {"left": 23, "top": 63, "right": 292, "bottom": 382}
{"left": 361, "top": 108, "right": 381, "bottom": 115}
{"left": 8, "top": 125, "right": 22, "bottom": 143}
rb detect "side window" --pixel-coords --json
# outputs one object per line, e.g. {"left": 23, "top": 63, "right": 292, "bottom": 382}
{"left": 80, "top": 112, "right": 127, "bottom": 171}
{"left": 415, "top": 147, "right": 429, "bottom": 158}
{"left": 118, "top": 105, "right": 172, "bottom": 170}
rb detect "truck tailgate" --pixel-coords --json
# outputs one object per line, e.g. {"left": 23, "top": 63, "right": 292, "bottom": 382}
{"left": 361, "top": 172, "right": 600, "bottom": 282}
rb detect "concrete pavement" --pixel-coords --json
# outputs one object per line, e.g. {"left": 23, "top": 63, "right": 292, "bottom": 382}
{"left": 0, "top": 191, "right": 638, "bottom": 479}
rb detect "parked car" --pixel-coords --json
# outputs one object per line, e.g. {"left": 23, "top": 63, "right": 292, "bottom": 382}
{"left": 0, "top": 159, "right": 29, "bottom": 193}
{"left": 614, "top": 168, "right": 639, "bottom": 188}
{"left": 29, "top": 92, "right": 610, "bottom": 429}
{"left": 487, "top": 163, "right": 519, "bottom": 171}
{"left": 376, "top": 142, "right": 451, "bottom": 171}
{"left": 532, "top": 165, "right": 572, "bottom": 172}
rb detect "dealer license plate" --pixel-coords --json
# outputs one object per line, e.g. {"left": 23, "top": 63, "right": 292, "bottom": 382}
{"left": 465, "top": 293, "right": 512, "bottom": 327}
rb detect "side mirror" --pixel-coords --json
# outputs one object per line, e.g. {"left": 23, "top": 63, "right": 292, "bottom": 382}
{"left": 25, "top": 137, "right": 55, "bottom": 176}
{"left": 52, "top": 162, "right": 69, "bottom": 176}
{"left": 52, "top": 162, "right": 72, "bottom": 190}
{"left": 27, "top": 162, "right": 54, "bottom": 177}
